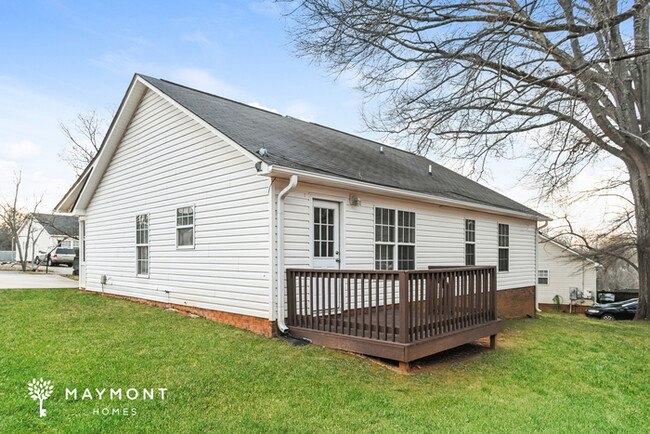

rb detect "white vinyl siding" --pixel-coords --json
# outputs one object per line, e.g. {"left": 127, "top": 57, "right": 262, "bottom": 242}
{"left": 280, "top": 181, "right": 536, "bottom": 291}
{"left": 83, "top": 89, "right": 272, "bottom": 319}
{"left": 537, "top": 237, "right": 598, "bottom": 305}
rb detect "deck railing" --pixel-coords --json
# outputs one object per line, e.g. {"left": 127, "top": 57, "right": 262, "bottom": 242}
{"left": 286, "top": 266, "right": 497, "bottom": 344}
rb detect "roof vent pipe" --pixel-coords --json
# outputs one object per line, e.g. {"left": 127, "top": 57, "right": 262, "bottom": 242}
{"left": 428, "top": 165, "right": 432, "bottom": 175}
{"left": 276, "top": 175, "right": 298, "bottom": 334}
{"left": 380, "top": 146, "right": 384, "bottom": 153}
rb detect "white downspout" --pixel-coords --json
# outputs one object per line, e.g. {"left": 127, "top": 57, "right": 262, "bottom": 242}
{"left": 276, "top": 175, "right": 298, "bottom": 334}
{"left": 535, "top": 221, "right": 549, "bottom": 313}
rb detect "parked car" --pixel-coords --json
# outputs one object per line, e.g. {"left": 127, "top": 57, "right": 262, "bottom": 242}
{"left": 585, "top": 299, "right": 638, "bottom": 321}
{"left": 34, "top": 247, "right": 76, "bottom": 266}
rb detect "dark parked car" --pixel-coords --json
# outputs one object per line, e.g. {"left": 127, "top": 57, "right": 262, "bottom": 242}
{"left": 585, "top": 299, "right": 638, "bottom": 321}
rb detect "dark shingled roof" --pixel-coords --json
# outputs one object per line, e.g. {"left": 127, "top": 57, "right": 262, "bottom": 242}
{"left": 32, "top": 213, "right": 78, "bottom": 237}
{"left": 140, "top": 75, "right": 545, "bottom": 219}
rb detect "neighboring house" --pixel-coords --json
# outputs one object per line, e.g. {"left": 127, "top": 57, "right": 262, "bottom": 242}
{"left": 56, "top": 74, "right": 548, "bottom": 364}
{"left": 14, "top": 213, "right": 78, "bottom": 262}
{"left": 537, "top": 233, "right": 600, "bottom": 312}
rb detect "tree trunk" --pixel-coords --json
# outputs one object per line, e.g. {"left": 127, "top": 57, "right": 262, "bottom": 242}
{"left": 629, "top": 160, "right": 650, "bottom": 320}
{"left": 15, "top": 235, "right": 26, "bottom": 272}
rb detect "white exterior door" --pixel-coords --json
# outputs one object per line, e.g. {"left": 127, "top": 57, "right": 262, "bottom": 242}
{"left": 312, "top": 200, "right": 340, "bottom": 269}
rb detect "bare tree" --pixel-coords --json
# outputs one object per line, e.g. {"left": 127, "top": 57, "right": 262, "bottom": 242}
{"left": 0, "top": 172, "right": 27, "bottom": 271}
{"left": 0, "top": 172, "right": 44, "bottom": 271}
{"left": 59, "top": 110, "right": 108, "bottom": 175}
{"left": 287, "top": 0, "right": 650, "bottom": 319}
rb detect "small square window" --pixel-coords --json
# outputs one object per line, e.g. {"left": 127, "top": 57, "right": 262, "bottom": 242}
{"left": 538, "top": 270, "right": 549, "bottom": 285}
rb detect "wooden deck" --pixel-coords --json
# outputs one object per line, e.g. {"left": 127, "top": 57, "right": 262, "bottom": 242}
{"left": 286, "top": 267, "right": 503, "bottom": 364}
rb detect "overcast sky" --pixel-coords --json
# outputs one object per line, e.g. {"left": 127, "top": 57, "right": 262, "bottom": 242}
{"left": 0, "top": 1, "right": 628, "bottom": 233}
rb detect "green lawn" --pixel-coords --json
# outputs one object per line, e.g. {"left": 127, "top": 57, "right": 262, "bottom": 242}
{"left": 1, "top": 289, "right": 648, "bottom": 432}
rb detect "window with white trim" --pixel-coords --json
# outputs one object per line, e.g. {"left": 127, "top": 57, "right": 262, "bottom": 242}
{"left": 465, "top": 219, "right": 476, "bottom": 266}
{"left": 498, "top": 223, "right": 509, "bottom": 272}
{"left": 176, "top": 206, "right": 194, "bottom": 248}
{"left": 136, "top": 214, "right": 149, "bottom": 276}
{"left": 374, "top": 208, "right": 415, "bottom": 270}
{"left": 538, "top": 270, "right": 549, "bottom": 285}
{"left": 61, "top": 239, "right": 80, "bottom": 249}
{"left": 397, "top": 211, "right": 415, "bottom": 270}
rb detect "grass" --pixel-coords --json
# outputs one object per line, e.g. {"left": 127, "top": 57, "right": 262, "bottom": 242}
{"left": 1, "top": 289, "right": 648, "bottom": 433}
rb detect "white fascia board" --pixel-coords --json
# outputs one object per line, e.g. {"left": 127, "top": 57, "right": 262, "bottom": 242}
{"left": 263, "top": 165, "right": 547, "bottom": 222}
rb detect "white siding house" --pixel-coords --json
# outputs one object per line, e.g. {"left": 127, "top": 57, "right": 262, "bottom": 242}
{"left": 14, "top": 214, "right": 78, "bottom": 262}
{"left": 537, "top": 233, "right": 599, "bottom": 311}
{"left": 80, "top": 90, "right": 272, "bottom": 319}
{"left": 56, "top": 74, "right": 548, "bottom": 338}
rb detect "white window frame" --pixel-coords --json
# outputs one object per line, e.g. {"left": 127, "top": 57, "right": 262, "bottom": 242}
{"left": 538, "top": 269, "right": 549, "bottom": 285}
{"left": 176, "top": 205, "right": 195, "bottom": 249}
{"left": 465, "top": 219, "right": 476, "bottom": 266}
{"left": 136, "top": 214, "right": 149, "bottom": 278}
{"left": 374, "top": 207, "right": 416, "bottom": 270}
{"left": 498, "top": 223, "right": 509, "bottom": 272}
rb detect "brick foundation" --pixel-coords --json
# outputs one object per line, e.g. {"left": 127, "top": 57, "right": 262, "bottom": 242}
{"left": 80, "top": 288, "right": 276, "bottom": 337}
{"left": 538, "top": 303, "right": 591, "bottom": 314}
{"left": 497, "top": 286, "right": 536, "bottom": 318}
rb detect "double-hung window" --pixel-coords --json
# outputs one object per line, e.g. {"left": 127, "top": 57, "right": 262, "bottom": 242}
{"left": 397, "top": 211, "right": 415, "bottom": 270}
{"left": 176, "top": 206, "right": 194, "bottom": 248}
{"left": 538, "top": 270, "right": 549, "bottom": 285}
{"left": 136, "top": 214, "right": 149, "bottom": 276}
{"left": 498, "top": 223, "right": 509, "bottom": 272}
{"left": 374, "top": 207, "right": 415, "bottom": 270}
{"left": 375, "top": 208, "right": 395, "bottom": 270}
{"left": 465, "top": 219, "right": 476, "bottom": 266}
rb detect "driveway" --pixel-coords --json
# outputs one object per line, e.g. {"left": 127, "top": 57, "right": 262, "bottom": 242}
{"left": 0, "top": 271, "right": 77, "bottom": 289}
{"left": 34, "top": 265, "right": 74, "bottom": 275}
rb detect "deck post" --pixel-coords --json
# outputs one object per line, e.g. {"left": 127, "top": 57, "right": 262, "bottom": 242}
{"left": 286, "top": 270, "right": 296, "bottom": 326}
{"left": 398, "top": 271, "right": 410, "bottom": 344}
{"left": 490, "top": 334, "right": 497, "bottom": 349}
{"left": 399, "top": 361, "right": 410, "bottom": 372}
{"left": 490, "top": 267, "right": 497, "bottom": 321}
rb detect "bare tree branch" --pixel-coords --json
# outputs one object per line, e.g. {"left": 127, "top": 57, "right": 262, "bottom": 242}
{"left": 286, "top": 0, "right": 650, "bottom": 319}
{"left": 58, "top": 110, "right": 108, "bottom": 176}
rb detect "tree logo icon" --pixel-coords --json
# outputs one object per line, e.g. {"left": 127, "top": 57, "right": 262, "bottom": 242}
{"left": 28, "top": 378, "right": 54, "bottom": 417}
